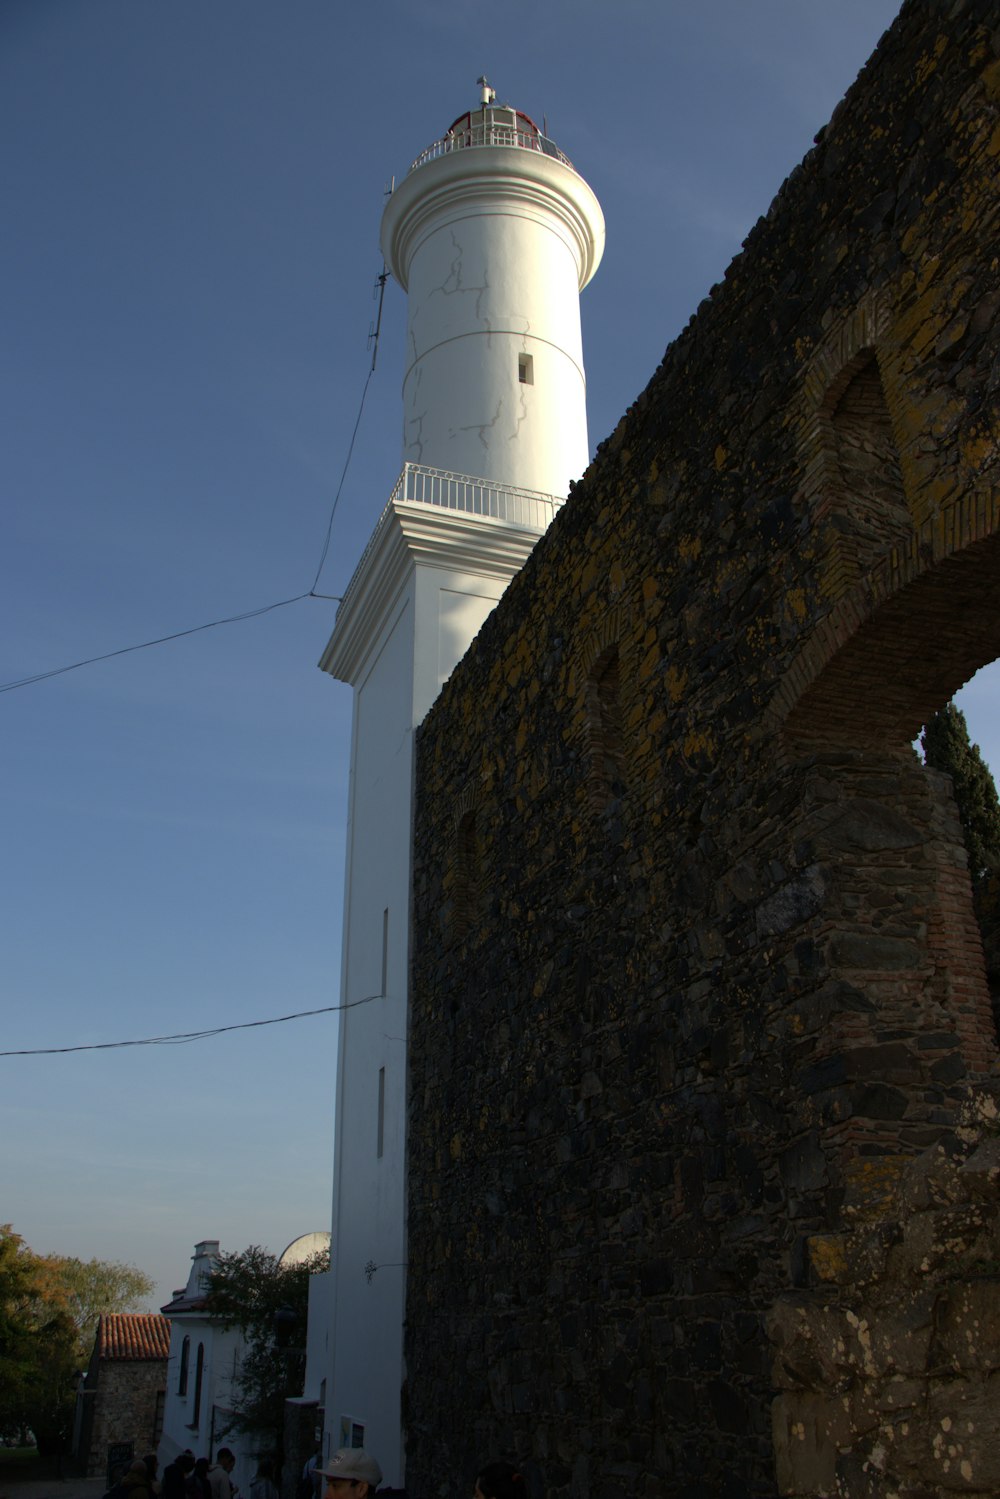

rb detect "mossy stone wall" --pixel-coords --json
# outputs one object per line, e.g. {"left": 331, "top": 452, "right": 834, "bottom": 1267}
{"left": 407, "top": 4, "right": 1000, "bottom": 1494}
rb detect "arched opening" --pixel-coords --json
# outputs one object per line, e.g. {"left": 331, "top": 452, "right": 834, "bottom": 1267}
{"left": 827, "top": 350, "right": 911, "bottom": 578}
{"left": 779, "top": 530, "right": 1000, "bottom": 1190}
{"left": 920, "top": 672, "right": 1000, "bottom": 1039}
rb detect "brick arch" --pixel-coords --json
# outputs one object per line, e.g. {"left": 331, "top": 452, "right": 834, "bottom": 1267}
{"left": 767, "top": 492, "right": 1000, "bottom": 1178}
{"left": 572, "top": 602, "right": 627, "bottom": 691}
{"left": 769, "top": 485, "right": 1000, "bottom": 750}
{"left": 571, "top": 606, "right": 630, "bottom": 815}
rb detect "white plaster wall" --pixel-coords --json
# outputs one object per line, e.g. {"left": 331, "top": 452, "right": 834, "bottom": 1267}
{"left": 400, "top": 210, "right": 588, "bottom": 495}
{"left": 159, "top": 1317, "right": 247, "bottom": 1480}
{"left": 325, "top": 552, "right": 510, "bottom": 1486}
{"left": 302, "top": 1268, "right": 333, "bottom": 1403}
{"left": 326, "top": 584, "right": 415, "bottom": 1486}
{"left": 326, "top": 128, "right": 603, "bottom": 1484}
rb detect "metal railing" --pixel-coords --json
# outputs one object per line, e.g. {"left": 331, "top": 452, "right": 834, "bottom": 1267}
{"left": 395, "top": 462, "right": 562, "bottom": 526}
{"left": 338, "top": 463, "right": 563, "bottom": 616}
{"left": 410, "top": 124, "right": 573, "bottom": 174}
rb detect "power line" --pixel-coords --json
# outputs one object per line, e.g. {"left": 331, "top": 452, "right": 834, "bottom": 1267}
{"left": 0, "top": 995, "right": 382, "bottom": 1058}
{"left": 0, "top": 594, "right": 312, "bottom": 695}
{"left": 310, "top": 363, "right": 375, "bottom": 593}
{"left": 2, "top": 320, "right": 379, "bottom": 697}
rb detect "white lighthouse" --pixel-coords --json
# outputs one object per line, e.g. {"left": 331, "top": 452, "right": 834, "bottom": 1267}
{"left": 314, "top": 84, "right": 604, "bottom": 1485}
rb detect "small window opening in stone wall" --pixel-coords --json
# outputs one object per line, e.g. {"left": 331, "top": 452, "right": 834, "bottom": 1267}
{"left": 178, "top": 1335, "right": 189, "bottom": 1396}
{"left": 823, "top": 349, "right": 911, "bottom": 579}
{"left": 587, "top": 644, "right": 626, "bottom": 812}
{"left": 518, "top": 352, "right": 534, "bottom": 385}
{"left": 454, "top": 808, "right": 481, "bottom": 936}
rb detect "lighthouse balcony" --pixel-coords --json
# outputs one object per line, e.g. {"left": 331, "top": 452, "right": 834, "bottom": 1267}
{"left": 338, "top": 461, "right": 564, "bottom": 616}
{"left": 410, "top": 116, "right": 573, "bottom": 174}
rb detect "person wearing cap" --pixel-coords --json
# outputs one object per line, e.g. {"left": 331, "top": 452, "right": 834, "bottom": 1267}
{"left": 315, "top": 1448, "right": 382, "bottom": 1498}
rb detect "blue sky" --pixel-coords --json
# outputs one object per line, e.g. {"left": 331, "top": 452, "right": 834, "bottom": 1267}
{"left": 8, "top": 0, "right": 990, "bottom": 1313}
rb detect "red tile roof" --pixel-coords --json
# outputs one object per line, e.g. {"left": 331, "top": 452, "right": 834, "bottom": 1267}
{"left": 97, "top": 1312, "right": 171, "bottom": 1361}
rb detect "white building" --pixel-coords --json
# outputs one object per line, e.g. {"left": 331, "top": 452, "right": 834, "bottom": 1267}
{"left": 159, "top": 1240, "right": 252, "bottom": 1493}
{"left": 316, "top": 82, "right": 604, "bottom": 1487}
{"left": 161, "top": 1236, "right": 331, "bottom": 1493}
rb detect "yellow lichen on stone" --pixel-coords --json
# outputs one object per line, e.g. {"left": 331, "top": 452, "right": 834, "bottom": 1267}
{"left": 714, "top": 445, "right": 728, "bottom": 471}
{"left": 914, "top": 36, "right": 946, "bottom": 86}
{"left": 665, "top": 666, "right": 687, "bottom": 704}
{"left": 962, "top": 426, "right": 1000, "bottom": 473}
{"left": 579, "top": 557, "right": 599, "bottom": 593}
{"left": 843, "top": 1155, "right": 908, "bottom": 1215}
{"left": 639, "top": 643, "right": 661, "bottom": 680}
{"left": 807, "top": 1234, "right": 848, "bottom": 1282}
{"left": 683, "top": 728, "right": 716, "bottom": 763}
{"left": 786, "top": 588, "right": 807, "bottom": 623}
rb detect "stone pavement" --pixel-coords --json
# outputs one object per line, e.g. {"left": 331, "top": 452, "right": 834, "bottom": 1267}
{"left": 0, "top": 1477, "right": 106, "bottom": 1499}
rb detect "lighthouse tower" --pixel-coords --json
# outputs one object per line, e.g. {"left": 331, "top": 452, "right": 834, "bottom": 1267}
{"left": 316, "top": 83, "right": 603, "bottom": 1485}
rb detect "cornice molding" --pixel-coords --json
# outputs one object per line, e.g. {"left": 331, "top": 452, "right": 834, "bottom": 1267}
{"left": 381, "top": 146, "right": 605, "bottom": 293}
{"left": 319, "top": 501, "right": 544, "bottom": 686}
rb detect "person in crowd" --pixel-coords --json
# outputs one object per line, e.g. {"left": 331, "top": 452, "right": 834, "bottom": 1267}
{"left": 162, "top": 1451, "right": 196, "bottom": 1499}
{"left": 248, "top": 1457, "right": 278, "bottom": 1499}
{"left": 298, "top": 1447, "right": 322, "bottom": 1499}
{"left": 189, "top": 1457, "right": 213, "bottom": 1499}
{"left": 473, "top": 1461, "right": 527, "bottom": 1499}
{"left": 143, "top": 1454, "right": 162, "bottom": 1495}
{"left": 315, "top": 1447, "right": 382, "bottom": 1499}
{"left": 108, "top": 1458, "right": 157, "bottom": 1499}
{"left": 208, "top": 1449, "right": 237, "bottom": 1499}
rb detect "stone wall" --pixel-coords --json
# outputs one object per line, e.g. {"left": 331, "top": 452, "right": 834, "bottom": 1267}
{"left": 405, "top": 1, "right": 1000, "bottom": 1495}
{"left": 770, "top": 1125, "right": 1000, "bottom": 1496}
{"left": 85, "top": 1360, "right": 166, "bottom": 1478}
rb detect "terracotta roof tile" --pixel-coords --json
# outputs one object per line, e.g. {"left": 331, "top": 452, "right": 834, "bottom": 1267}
{"left": 97, "top": 1312, "right": 171, "bottom": 1361}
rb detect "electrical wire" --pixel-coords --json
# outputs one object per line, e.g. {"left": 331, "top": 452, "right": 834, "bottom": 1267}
{"left": 0, "top": 595, "right": 312, "bottom": 695}
{"left": 0, "top": 995, "right": 382, "bottom": 1058}
{"left": 1, "top": 340, "right": 378, "bottom": 697}
{"left": 310, "top": 363, "right": 375, "bottom": 593}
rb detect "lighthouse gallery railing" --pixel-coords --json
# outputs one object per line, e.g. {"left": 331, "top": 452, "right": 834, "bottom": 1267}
{"left": 337, "top": 462, "right": 564, "bottom": 617}
{"left": 410, "top": 124, "right": 573, "bottom": 174}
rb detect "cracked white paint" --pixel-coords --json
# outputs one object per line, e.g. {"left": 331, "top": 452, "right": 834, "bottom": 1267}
{"left": 384, "top": 136, "right": 604, "bottom": 497}
{"left": 452, "top": 397, "right": 504, "bottom": 456}
{"left": 405, "top": 408, "right": 428, "bottom": 464}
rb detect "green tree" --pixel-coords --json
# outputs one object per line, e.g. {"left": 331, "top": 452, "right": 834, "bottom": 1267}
{"left": 202, "top": 1245, "right": 328, "bottom": 1471}
{"left": 39, "top": 1255, "right": 154, "bottom": 1359}
{"left": 922, "top": 702, "right": 1000, "bottom": 879}
{"left": 0, "top": 1227, "right": 155, "bottom": 1454}
{"left": 0, "top": 1226, "right": 77, "bottom": 1453}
